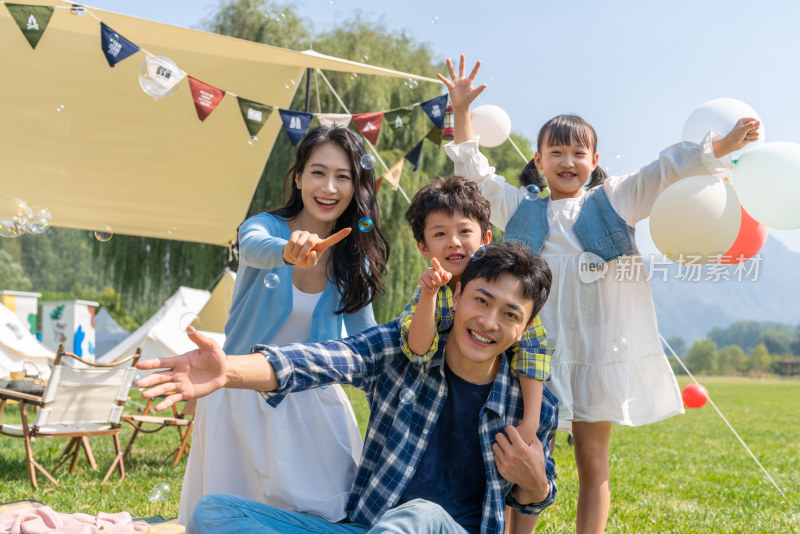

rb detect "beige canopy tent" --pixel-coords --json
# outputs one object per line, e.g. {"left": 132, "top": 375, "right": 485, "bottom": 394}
{"left": 0, "top": 1, "right": 440, "bottom": 246}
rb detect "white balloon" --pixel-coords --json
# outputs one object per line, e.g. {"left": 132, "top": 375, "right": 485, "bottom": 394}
{"left": 681, "top": 98, "right": 764, "bottom": 160}
{"left": 731, "top": 142, "right": 800, "bottom": 229}
{"left": 471, "top": 104, "right": 511, "bottom": 148}
{"left": 650, "top": 175, "right": 741, "bottom": 263}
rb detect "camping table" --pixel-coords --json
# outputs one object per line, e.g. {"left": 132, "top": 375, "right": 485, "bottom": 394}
{"left": 0, "top": 381, "right": 45, "bottom": 396}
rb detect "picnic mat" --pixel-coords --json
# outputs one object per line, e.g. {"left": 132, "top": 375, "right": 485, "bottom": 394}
{"left": 0, "top": 500, "right": 185, "bottom": 534}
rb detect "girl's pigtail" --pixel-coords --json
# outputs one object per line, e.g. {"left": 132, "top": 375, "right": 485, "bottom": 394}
{"left": 518, "top": 158, "right": 548, "bottom": 190}
{"left": 585, "top": 165, "right": 607, "bottom": 189}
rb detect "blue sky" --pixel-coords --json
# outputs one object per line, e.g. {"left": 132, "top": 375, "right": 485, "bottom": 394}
{"left": 81, "top": 0, "right": 800, "bottom": 253}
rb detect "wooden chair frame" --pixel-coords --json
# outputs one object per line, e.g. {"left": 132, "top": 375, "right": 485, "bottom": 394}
{"left": 122, "top": 397, "right": 195, "bottom": 467}
{"left": 0, "top": 346, "right": 141, "bottom": 489}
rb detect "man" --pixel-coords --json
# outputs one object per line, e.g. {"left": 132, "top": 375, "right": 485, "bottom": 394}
{"left": 138, "top": 242, "right": 558, "bottom": 533}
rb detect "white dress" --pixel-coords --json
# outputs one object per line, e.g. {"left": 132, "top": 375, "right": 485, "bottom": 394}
{"left": 446, "top": 135, "right": 730, "bottom": 426}
{"left": 179, "top": 286, "right": 363, "bottom": 522}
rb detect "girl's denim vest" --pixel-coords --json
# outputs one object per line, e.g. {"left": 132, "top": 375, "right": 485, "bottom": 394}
{"left": 504, "top": 186, "right": 638, "bottom": 263}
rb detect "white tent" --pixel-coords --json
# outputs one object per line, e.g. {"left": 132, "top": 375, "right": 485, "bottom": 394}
{"left": 94, "top": 307, "right": 129, "bottom": 359}
{"left": 98, "top": 286, "right": 225, "bottom": 366}
{"left": 0, "top": 303, "right": 54, "bottom": 380}
{"left": 196, "top": 268, "right": 236, "bottom": 334}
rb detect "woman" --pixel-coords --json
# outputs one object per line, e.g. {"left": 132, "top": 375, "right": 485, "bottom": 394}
{"left": 179, "top": 126, "right": 390, "bottom": 522}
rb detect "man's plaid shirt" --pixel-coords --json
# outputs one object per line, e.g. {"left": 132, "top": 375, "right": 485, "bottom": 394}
{"left": 257, "top": 319, "right": 558, "bottom": 534}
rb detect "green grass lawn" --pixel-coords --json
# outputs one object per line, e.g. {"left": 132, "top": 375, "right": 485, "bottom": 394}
{"left": 1, "top": 378, "right": 797, "bottom": 532}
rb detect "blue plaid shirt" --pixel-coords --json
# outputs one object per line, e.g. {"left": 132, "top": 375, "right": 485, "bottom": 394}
{"left": 256, "top": 320, "right": 558, "bottom": 533}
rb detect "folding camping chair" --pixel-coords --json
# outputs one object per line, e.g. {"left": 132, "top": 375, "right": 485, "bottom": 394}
{"left": 0, "top": 346, "right": 141, "bottom": 489}
{"left": 122, "top": 398, "right": 195, "bottom": 467}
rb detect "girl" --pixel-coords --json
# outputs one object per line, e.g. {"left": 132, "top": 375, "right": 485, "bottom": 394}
{"left": 439, "top": 56, "right": 759, "bottom": 534}
{"left": 179, "top": 126, "right": 390, "bottom": 523}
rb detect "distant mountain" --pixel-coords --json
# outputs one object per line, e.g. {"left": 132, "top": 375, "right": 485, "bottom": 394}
{"left": 649, "top": 236, "right": 800, "bottom": 343}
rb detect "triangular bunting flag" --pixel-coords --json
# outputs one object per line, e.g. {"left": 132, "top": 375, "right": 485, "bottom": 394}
{"left": 426, "top": 127, "right": 442, "bottom": 147}
{"left": 405, "top": 139, "right": 424, "bottom": 172}
{"left": 279, "top": 109, "right": 314, "bottom": 146}
{"left": 188, "top": 76, "right": 226, "bottom": 122}
{"left": 317, "top": 113, "right": 352, "bottom": 129}
{"left": 420, "top": 94, "right": 448, "bottom": 129}
{"left": 142, "top": 56, "right": 183, "bottom": 99}
{"left": 384, "top": 106, "right": 414, "bottom": 130}
{"left": 381, "top": 159, "right": 405, "bottom": 191}
{"left": 237, "top": 97, "right": 272, "bottom": 137}
{"left": 100, "top": 23, "right": 140, "bottom": 67}
{"left": 6, "top": 4, "right": 54, "bottom": 49}
{"left": 352, "top": 111, "right": 384, "bottom": 146}
{"left": 375, "top": 177, "right": 383, "bottom": 193}
{"left": 381, "top": 106, "right": 417, "bottom": 152}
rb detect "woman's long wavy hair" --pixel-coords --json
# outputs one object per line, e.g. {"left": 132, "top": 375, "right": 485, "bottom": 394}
{"left": 271, "top": 126, "right": 390, "bottom": 314}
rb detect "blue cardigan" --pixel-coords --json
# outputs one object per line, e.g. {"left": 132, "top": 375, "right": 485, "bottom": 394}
{"left": 222, "top": 213, "right": 376, "bottom": 355}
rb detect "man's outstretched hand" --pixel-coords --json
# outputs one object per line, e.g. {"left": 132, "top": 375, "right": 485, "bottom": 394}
{"left": 135, "top": 327, "right": 228, "bottom": 411}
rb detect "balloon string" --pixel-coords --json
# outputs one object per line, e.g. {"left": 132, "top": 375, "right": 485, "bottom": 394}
{"left": 660, "top": 334, "right": 788, "bottom": 501}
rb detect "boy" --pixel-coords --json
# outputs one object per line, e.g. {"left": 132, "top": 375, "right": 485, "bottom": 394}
{"left": 401, "top": 175, "right": 550, "bottom": 449}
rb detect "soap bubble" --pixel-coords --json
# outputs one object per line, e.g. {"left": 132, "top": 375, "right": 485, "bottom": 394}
{"left": 404, "top": 78, "right": 418, "bottom": 89}
{"left": 399, "top": 388, "right": 415, "bottom": 405}
{"left": 360, "top": 154, "right": 375, "bottom": 170}
{"left": 167, "top": 226, "right": 178, "bottom": 236}
{"left": 611, "top": 337, "right": 629, "bottom": 354}
{"left": 360, "top": 55, "right": 369, "bottom": 63}
{"left": 148, "top": 482, "right": 171, "bottom": 503}
{"left": 430, "top": 16, "right": 439, "bottom": 24}
{"left": 524, "top": 184, "right": 541, "bottom": 200}
{"left": 70, "top": 6, "right": 86, "bottom": 16}
{"left": 0, "top": 197, "right": 32, "bottom": 238}
{"left": 178, "top": 313, "right": 201, "bottom": 333}
{"left": 56, "top": 104, "right": 65, "bottom": 112}
{"left": 284, "top": 79, "right": 296, "bottom": 90}
{"left": 248, "top": 135, "right": 258, "bottom": 146}
{"left": 264, "top": 272, "right": 280, "bottom": 289}
{"left": 470, "top": 246, "right": 486, "bottom": 260}
{"left": 349, "top": 73, "right": 358, "bottom": 81}
{"left": 27, "top": 206, "right": 52, "bottom": 234}
{"left": 358, "top": 217, "right": 374, "bottom": 232}
{"left": 94, "top": 225, "right": 113, "bottom": 242}
{"left": 139, "top": 56, "right": 182, "bottom": 99}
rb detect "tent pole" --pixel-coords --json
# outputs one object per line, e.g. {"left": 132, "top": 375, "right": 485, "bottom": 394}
{"left": 304, "top": 68, "right": 312, "bottom": 112}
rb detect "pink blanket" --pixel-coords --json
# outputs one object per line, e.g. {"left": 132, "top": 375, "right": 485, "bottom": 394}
{"left": 0, "top": 506, "right": 150, "bottom": 533}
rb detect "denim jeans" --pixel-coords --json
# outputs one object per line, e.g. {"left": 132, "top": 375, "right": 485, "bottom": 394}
{"left": 188, "top": 494, "right": 470, "bottom": 534}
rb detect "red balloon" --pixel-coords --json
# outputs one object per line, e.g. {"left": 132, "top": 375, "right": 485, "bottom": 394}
{"left": 682, "top": 383, "right": 709, "bottom": 408}
{"left": 717, "top": 205, "right": 769, "bottom": 264}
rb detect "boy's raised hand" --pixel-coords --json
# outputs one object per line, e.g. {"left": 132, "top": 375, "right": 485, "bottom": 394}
{"left": 712, "top": 117, "right": 761, "bottom": 158}
{"left": 283, "top": 227, "right": 351, "bottom": 269}
{"left": 418, "top": 257, "right": 452, "bottom": 294}
{"left": 437, "top": 55, "right": 486, "bottom": 110}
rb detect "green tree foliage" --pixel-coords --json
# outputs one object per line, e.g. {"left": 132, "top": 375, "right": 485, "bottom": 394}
{"left": 717, "top": 345, "right": 747, "bottom": 375}
{"left": 708, "top": 320, "right": 794, "bottom": 354}
{"left": 757, "top": 329, "right": 793, "bottom": 356}
{"left": 748, "top": 342, "right": 771, "bottom": 373}
{"left": 0, "top": 250, "right": 32, "bottom": 291}
{"left": 686, "top": 338, "right": 717, "bottom": 374}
